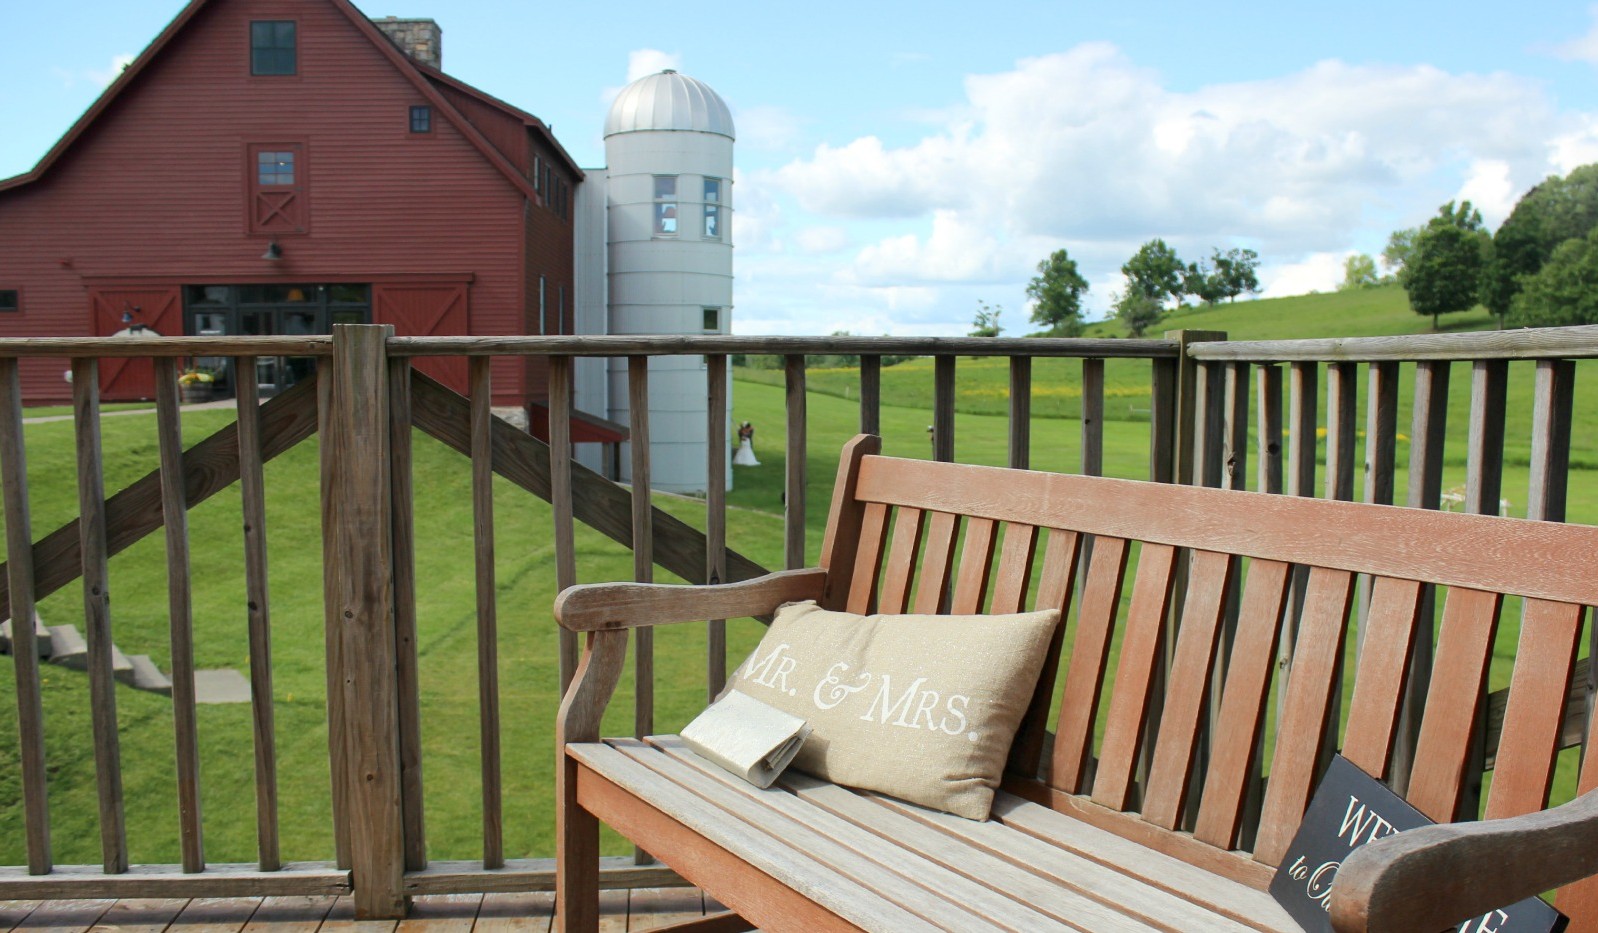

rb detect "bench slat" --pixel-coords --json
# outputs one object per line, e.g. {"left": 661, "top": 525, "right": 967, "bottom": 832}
{"left": 1194, "top": 559, "right": 1290, "bottom": 849}
{"left": 878, "top": 508, "right": 924, "bottom": 614}
{"left": 646, "top": 738, "right": 1079, "bottom": 933}
{"left": 1143, "top": 549, "right": 1235, "bottom": 830}
{"left": 778, "top": 776, "right": 1179, "bottom": 932}
{"left": 846, "top": 502, "right": 891, "bottom": 615}
{"left": 570, "top": 743, "right": 939, "bottom": 932}
{"left": 1052, "top": 535, "right": 1131, "bottom": 794}
{"left": 1092, "top": 543, "right": 1179, "bottom": 811}
{"left": 1340, "top": 577, "right": 1424, "bottom": 780}
{"left": 913, "top": 511, "right": 961, "bottom": 614}
{"left": 951, "top": 517, "right": 998, "bottom": 614}
{"left": 989, "top": 795, "right": 1295, "bottom": 932}
{"left": 610, "top": 739, "right": 1009, "bottom": 933}
{"left": 1407, "top": 587, "right": 1503, "bottom": 823}
{"left": 852, "top": 455, "right": 1598, "bottom": 606}
{"left": 1485, "top": 600, "right": 1584, "bottom": 820}
{"left": 1010, "top": 528, "right": 1080, "bottom": 777}
{"left": 988, "top": 524, "right": 1038, "bottom": 615}
{"left": 1255, "top": 567, "right": 1355, "bottom": 866}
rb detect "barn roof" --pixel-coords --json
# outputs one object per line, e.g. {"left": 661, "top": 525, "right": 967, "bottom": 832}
{"left": 0, "top": 0, "right": 583, "bottom": 196}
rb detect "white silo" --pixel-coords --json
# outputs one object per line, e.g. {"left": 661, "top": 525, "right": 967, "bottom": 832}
{"left": 604, "top": 69, "right": 734, "bottom": 493}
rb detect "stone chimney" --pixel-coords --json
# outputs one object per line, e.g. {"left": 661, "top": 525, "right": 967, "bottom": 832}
{"left": 372, "top": 16, "right": 441, "bottom": 69}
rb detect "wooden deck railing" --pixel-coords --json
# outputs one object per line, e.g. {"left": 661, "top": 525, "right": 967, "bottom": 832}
{"left": 0, "top": 323, "right": 1595, "bottom": 918}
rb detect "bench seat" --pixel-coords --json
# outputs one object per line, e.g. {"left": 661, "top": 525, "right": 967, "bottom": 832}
{"left": 571, "top": 736, "right": 1298, "bottom": 932}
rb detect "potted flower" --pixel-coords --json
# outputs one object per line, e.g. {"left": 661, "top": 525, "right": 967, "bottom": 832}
{"left": 177, "top": 367, "right": 216, "bottom": 403}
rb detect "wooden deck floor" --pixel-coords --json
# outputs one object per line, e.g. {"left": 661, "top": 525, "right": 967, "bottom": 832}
{"left": 0, "top": 890, "right": 726, "bottom": 932}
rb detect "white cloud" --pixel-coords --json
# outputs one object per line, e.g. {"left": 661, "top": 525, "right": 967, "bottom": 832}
{"left": 734, "top": 104, "right": 805, "bottom": 152}
{"left": 626, "top": 49, "right": 681, "bottom": 83}
{"left": 1555, "top": 6, "right": 1598, "bottom": 64}
{"left": 734, "top": 42, "right": 1597, "bottom": 332}
{"left": 795, "top": 226, "right": 850, "bottom": 254}
{"left": 1260, "top": 252, "right": 1348, "bottom": 298}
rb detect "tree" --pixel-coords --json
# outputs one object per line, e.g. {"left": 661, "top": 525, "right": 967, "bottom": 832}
{"left": 1210, "top": 247, "right": 1260, "bottom": 301}
{"left": 1113, "top": 289, "right": 1164, "bottom": 337}
{"left": 1485, "top": 163, "right": 1598, "bottom": 325}
{"left": 1340, "top": 254, "right": 1379, "bottom": 291}
{"left": 1382, "top": 227, "right": 1419, "bottom": 276}
{"left": 1025, "top": 249, "right": 1089, "bottom": 336}
{"left": 1181, "top": 258, "right": 1227, "bottom": 306}
{"left": 970, "top": 302, "right": 1003, "bottom": 338}
{"left": 1402, "top": 200, "right": 1492, "bottom": 329}
{"left": 1507, "top": 225, "right": 1598, "bottom": 328}
{"left": 1122, "top": 239, "right": 1185, "bottom": 307}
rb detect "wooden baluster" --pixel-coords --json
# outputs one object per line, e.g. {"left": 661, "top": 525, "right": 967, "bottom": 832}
{"left": 237, "top": 357, "right": 282, "bottom": 871}
{"left": 318, "top": 357, "right": 352, "bottom": 871}
{"left": 1009, "top": 356, "right": 1030, "bottom": 470}
{"left": 156, "top": 357, "right": 204, "bottom": 873}
{"left": 1355, "top": 362, "right": 1399, "bottom": 658}
{"left": 1460, "top": 359, "right": 1508, "bottom": 816}
{"left": 1524, "top": 360, "right": 1580, "bottom": 743}
{"left": 933, "top": 356, "right": 955, "bottom": 462}
{"left": 785, "top": 355, "right": 807, "bottom": 569}
{"left": 550, "top": 356, "right": 578, "bottom": 692}
{"left": 1255, "top": 364, "right": 1283, "bottom": 495}
{"left": 1392, "top": 360, "right": 1450, "bottom": 796}
{"left": 387, "top": 355, "right": 425, "bottom": 872}
{"left": 470, "top": 357, "right": 503, "bottom": 869}
{"left": 706, "top": 353, "right": 728, "bottom": 700}
{"left": 1, "top": 356, "right": 51, "bottom": 874}
{"left": 859, "top": 354, "right": 881, "bottom": 437}
{"left": 1149, "top": 357, "right": 1177, "bottom": 484}
{"left": 1278, "top": 361, "right": 1319, "bottom": 742}
{"left": 628, "top": 357, "right": 655, "bottom": 746}
{"left": 1081, "top": 359, "right": 1104, "bottom": 478}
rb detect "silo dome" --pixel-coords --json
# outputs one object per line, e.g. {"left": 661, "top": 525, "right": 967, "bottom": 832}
{"left": 604, "top": 69, "right": 735, "bottom": 140}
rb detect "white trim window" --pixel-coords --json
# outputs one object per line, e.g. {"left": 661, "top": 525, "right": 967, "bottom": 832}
{"left": 703, "top": 177, "right": 723, "bottom": 240}
{"left": 654, "top": 176, "right": 678, "bottom": 236}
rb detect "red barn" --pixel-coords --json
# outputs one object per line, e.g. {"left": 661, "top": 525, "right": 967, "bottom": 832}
{"left": 0, "top": 0, "right": 585, "bottom": 411}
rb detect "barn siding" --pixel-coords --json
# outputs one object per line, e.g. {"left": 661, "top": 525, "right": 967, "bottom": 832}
{"left": 0, "top": 0, "right": 569, "bottom": 405}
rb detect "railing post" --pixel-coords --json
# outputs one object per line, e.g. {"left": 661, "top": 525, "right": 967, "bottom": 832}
{"left": 324, "top": 323, "right": 407, "bottom": 919}
{"left": 1165, "top": 330, "right": 1227, "bottom": 487}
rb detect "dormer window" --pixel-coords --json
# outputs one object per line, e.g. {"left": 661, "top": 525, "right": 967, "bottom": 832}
{"left": 251, "top": 21, "right": 297, "bottom": 75}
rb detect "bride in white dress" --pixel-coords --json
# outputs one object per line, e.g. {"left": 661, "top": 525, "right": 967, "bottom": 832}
{"left": 733, "top": 421, "right": 760, "bottom": 466}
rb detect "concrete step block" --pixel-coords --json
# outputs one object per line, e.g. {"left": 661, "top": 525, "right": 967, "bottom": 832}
{"left": 110, "top": 643, "right": 135, "bottom": 685}
{"left": 1, "top": 611, "right": 51, "bottom": 657}
{"left": 127, "top": 655, "right": 172, "bottom": 695}
{"left": 47, "top": 625, "right": 88, "bottom": 668}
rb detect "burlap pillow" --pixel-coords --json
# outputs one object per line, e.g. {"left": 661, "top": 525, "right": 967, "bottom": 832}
{"left": 726, "top": 600, "right": 1060, "bottom": 819}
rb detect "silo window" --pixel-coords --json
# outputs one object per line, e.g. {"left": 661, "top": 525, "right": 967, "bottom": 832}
{"left": 703, "top": 308, "right": 720, "bottom": 332}
{"left": 703, "top": 178, "right": 722, "bottom": 240}
{"left": 654, "top": 176, "right": 678, "bottom": 235}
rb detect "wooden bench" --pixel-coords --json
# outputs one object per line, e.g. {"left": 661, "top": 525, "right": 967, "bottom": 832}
{"left": 554, "top": 434, "right": 1598, "bottom": 932}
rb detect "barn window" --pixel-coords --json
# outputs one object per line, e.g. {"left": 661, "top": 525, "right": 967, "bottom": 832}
{"left": 249, "top": 144, "right": 306, "bottom": 234}
{"left": 0, "top": 290, "right": 18, "bottom": 313}
{"left": 250, "top": 21, "right": 297, "bottom": 76}
{"left": 410, "top": 105, "right": 432, "bottom": 133}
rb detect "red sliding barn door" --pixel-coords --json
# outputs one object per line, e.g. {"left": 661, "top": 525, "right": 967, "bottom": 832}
{"left": 374, "top": 282, "right": 469, "bottom": 394}
{"left": 90, "top": 285, "right": 183, "bottom": 400}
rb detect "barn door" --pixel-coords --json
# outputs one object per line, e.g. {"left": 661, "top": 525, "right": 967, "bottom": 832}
{"left": 90, "top": 286, "right": 183, "bottom": 400}
{"left": 373, "top": 282, "right": 469, "bottom": 394}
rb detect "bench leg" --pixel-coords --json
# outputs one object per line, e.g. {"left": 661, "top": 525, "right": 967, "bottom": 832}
{"left": 556, "top": 756, "right": 600, "bottom": 933}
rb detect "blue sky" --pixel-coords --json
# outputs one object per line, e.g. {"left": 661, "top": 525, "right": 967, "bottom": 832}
{"left": 5, "top": 0, "right": 1598, "bottom": 335}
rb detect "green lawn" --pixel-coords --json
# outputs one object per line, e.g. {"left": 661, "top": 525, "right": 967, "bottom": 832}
{"left": 2, "top": 282, "right": 1595, "bottom": 866}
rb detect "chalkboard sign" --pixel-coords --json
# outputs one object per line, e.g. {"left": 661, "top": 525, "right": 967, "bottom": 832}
{"left": 1269, "top": 755, "right": 1566, "bottom": 933}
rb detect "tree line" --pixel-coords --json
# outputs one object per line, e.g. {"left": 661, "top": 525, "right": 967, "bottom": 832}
{"left": 1343, "top": 162, "right": 1598, "bottom": 329}
{"left": 975, "top": 240, "right": 1261, "bottom": 338}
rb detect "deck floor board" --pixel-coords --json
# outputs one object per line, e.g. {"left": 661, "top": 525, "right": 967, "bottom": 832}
{"left": 10, "top": 890, "right": 715, "bottom": 931}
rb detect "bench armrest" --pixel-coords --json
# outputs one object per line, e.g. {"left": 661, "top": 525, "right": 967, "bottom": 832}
{"left": 1330, "top": 786, "right": 1598, "bottom": 932}
{"left": 555, "top": 569, "right": 828, "bottom": 747}
{"left": 554, "top": 568, "right": 829, "bottom": 632}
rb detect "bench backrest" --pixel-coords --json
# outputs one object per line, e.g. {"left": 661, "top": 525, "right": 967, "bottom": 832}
{"left": 817, "top": 435, "right": 1598, "bottom": 901}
